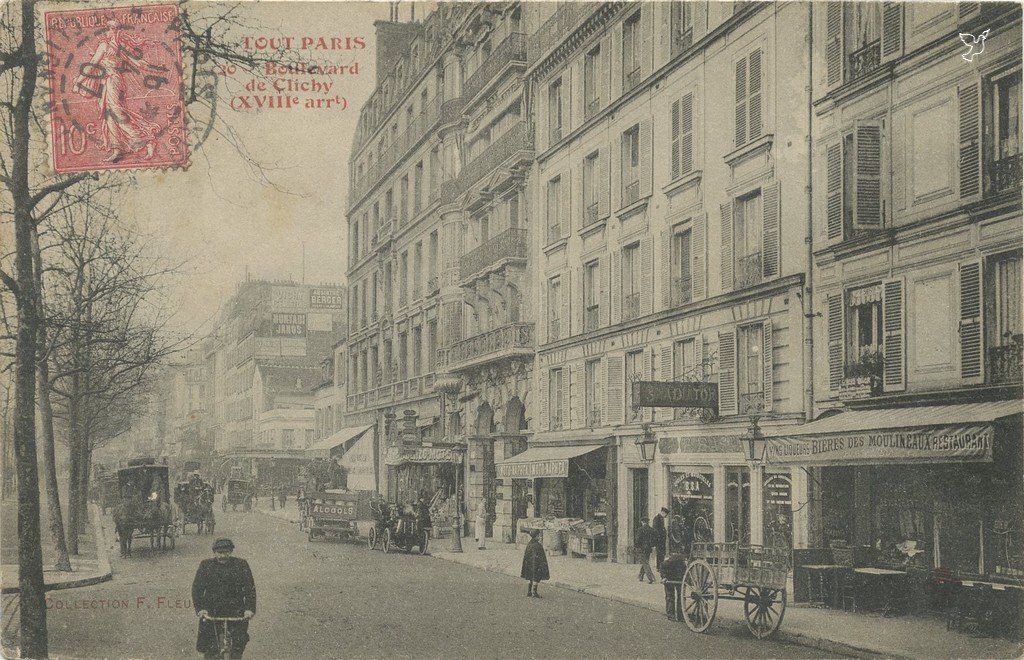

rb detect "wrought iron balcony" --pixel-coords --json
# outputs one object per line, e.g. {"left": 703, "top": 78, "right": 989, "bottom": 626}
{"left": 624, "top": 68, "right": 642, "bottom": 92}
{"left": 735, "top": 252, "right": 763, "bottom": 289}
{"left": 528, "top": 3, "right": 598, "bottom": 63}
{"left": 439, "top": 322, "right": 535, "bottom": 371}
{"left": 988, "top": 341, "right": 1023, "bottom": 385}
{"left": 447, "top": 122, "right": 533, "bottom": 199}
{"left": 623, "top": 181, "right": 640, "bottom": 206}
{"left": 991, "top": 153, "right": 1023, "bottom": 195}
{"left": 623, "top": 293, "right": 641, "bottom": 321}
{"left": 427, "top": 275, "right": 440, "bottom": 295}
{"left": 463, "top": 32, "right": 527, "bottom": 103}
{"left": 671, "top": 277, "right": 693, "bottom": 307}
{"left": 460, "top": 228, "right": 528, "bottom": 281}
{"left": 848, "top": 40, "right": 881, "bottom": 83}
{"left": 584, "top": 306, "right": 600, "bottom": 332}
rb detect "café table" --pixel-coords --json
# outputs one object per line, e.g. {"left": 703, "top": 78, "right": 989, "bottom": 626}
{"left": 854, "top": 567, "right": 908, "bottom": 616}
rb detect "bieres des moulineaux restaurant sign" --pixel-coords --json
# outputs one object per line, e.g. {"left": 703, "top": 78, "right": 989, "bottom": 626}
{"left": 763, "top": 424, "right": 994, "bottom": 465}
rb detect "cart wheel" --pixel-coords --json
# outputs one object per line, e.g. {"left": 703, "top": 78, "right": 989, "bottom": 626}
{"left": 418, "top": 530, "right": 429, "bottom": 555}
{"left": 368, "top": 527, "right": 377, "bottom": 550}
{"left": 743, "top": 586, "right": 786, "bottom": 640}
{"left": 382, "top": 528, "right": 392, "bottom": 553}
{"left": 681, "top": 559, "right": 718, "bottom": 633}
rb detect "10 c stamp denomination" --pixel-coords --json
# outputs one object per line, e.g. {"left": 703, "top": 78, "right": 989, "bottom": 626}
{"left": 44, "top": 3, "right": 188, "bottom": 173}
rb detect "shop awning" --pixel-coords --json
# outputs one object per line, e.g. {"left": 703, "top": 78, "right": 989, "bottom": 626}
{"left": 384, "top": 446, "right": 462, "bottom": 466}
{"left": 763, "top": 400, "right": 1021, "bottom": 466}
{"left": 306, "top": 425, "right": 373, "bottom": 459}
{"left": 497, "top": 444, "right": 604, "bottom": 479}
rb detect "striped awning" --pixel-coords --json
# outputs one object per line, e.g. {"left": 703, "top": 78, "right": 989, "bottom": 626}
{"left": 762, "top": 400, "right": 1021, "bottom": 466}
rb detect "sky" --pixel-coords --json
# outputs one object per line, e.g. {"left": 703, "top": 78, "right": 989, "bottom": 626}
{"left": 120, "top": 1, "right": 398, "bottom": 335}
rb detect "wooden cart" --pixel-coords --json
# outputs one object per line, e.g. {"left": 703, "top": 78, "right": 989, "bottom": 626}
{"left": 678, "top": 542, "right": 790, "bottom": 640}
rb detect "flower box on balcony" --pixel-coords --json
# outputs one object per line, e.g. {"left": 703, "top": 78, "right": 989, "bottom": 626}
{"left": 839, "top": 376, "right": 881, "bottom": 400}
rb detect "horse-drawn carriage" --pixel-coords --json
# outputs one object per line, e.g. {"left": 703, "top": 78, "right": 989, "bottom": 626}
{"left": 174, "top": 477, "right": 216, "bottom": 534}
{"left": 368, "top": 501, "right": 429, "bottom": 555}
{"left": 112, "top": 461, "right": 178, "bottom": 557}
{"left": 222, "top": 478, "right": 253, "bottom": 512}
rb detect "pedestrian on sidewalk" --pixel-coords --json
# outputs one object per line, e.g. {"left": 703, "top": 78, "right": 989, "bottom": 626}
{"left": 475, "top": 502, "right": 488, "bottom": 550}
{"left": 636, "top": 519, "right": 657, "bottom": 584}
{"left": 521, "top": 529, "right": 549, "bottom": 598}
{"left": 652, "top": 507, "right": 668, "bottom": 569}
{"left": 660, "top": 552, "right": 687, "bottom": 621}
{"left": 192, "top": 538, "right": 256, "bottom": 659}
{"left": 278, "top": 485, "right": 286, "bottom": 510}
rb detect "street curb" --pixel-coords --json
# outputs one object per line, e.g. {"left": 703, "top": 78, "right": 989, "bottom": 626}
{"left": 429, "top": 551, "right": 892, "bottom": 659}
{"left": 0, "top": 504, "right": 112, "bottom": 595}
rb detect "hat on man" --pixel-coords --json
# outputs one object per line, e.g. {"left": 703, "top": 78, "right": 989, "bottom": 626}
{"left": 212, "top": 538, "right": 234, "bottom": 552}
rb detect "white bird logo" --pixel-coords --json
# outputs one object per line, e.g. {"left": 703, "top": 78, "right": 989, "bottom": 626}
{"left": 960, "top": 29, "right": 991, "bottom": 62}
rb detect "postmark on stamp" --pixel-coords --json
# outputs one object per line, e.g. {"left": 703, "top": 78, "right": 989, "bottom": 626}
{"left": 44, "top": 3, "right": 188, "bottom": 173}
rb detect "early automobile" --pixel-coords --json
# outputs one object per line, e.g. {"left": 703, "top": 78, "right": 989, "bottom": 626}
{"left": 375, "top": 504, "right": 428, "bottom": 555}
{"left": 222, "top": 478, "right": 253, "bottom": 512}
{"left": 305, "top": 490, "right": 367, "bottom": 542}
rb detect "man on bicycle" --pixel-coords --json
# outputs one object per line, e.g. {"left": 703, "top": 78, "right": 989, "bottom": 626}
{"left": 192, "top": 538, "right": 256, "bottom": 658}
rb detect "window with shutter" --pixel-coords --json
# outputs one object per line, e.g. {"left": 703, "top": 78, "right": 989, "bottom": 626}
{"left": 584, "top": 45, "right": 602, "bottom": 120}
{"left": 599, "top": 255, "right": 610, "bottom": 328}
{"left": 671, "top": 100, "right": 681, "bottom": 180}
{"left": 622, "top": 242, "right": 642, "bottom": 321}
{"left": 959, "top": 260, "right": 984, "bottom": 383}
{"left": 958, "top": 82, "right": 981, "bottom": 199}
{"left": 718, "top": 330, "right": 738, "bottom": 416}
{"left": 597, "top": 147, "right": 610, "bottom": 218}
{"left": 670, "top": 225, "right": 693, "bottom": 308}
{"left": 735, "top": 57, "right": 747, "bottom": 147}
{"left": 761, "top": 180, "right": 781, "bottom": 279}
{"left": 748, "top": 49, "right": 762, "bottom": 141}
{"left": 640, "top": 236, "right": 654, "bottom": 315}
{"left": 882, "top": 278, "right": 906, "bottom": 392}
{"left": 585, "top": 359, "right": 602, "bottom": 427}
{"left": 826, "top": 140, "right": 844, "bottom": 242}
{"left": 827, "top": 294, "right": 845, "bottom": 394}
{"left": 584, "top": 260, "right": 600, "bottom": 333}
{"left": 985, "top": 252, "right": 1022, "bottom": 385}
{"left": 621, "top": 125, "right": 641, "bottom": 205}
{"left": 671, "top": 93, "right": 695, "bottom": 181}
{"left": 853, "top": 122, "right": 883, "bottom": 230}
{"left": 762, "top": 319, "right": 774, "bottom": 413}
{"left": 737, "top": 323, "right": 765, "bottom": 414}
{"left": 692, "top": 212, "right": 707, "bottom": 301}
{"left": 625, "top": 349, "right": 644, "bottom": 423}
{"left": 548, "top": 368, "right": 564, "bottom": 430}
{"left": 989, "top": 71, "right": 1023, "bottom": 196}
{"left": 547, "top": 176, "right": 562, "bottom": 243}
{"left": 583, "top": 151, "right": 600, "bottom": 227}
{"left": 880, "top": 2, "right": 903, "bottom": 63}
{"left": 825, "top": 3, "right": 843, "bottom": 88}
{"left": 605, "top": 354, "right": 625, "bottom": 425}
{"left": 720, "top": 201, "right": 733, "bottom": 293}
{"left": 640, "top": 118, "right": 653, "bottom": 198}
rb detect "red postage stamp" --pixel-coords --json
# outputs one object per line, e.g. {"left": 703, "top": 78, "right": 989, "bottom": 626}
{"left": 44, "top": 4, "right": 188, "bottom": 173}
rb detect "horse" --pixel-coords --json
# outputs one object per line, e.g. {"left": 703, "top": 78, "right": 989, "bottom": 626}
{"left": 112, "top": 499, "right": 138, "bottom": 558}
{"left": 140, "top": 498, "right": 172, "bottom": 550}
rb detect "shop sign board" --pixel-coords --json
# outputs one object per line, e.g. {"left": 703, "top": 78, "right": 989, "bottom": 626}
{"left": 633, "top": 381, "right": 718, "bottom": 410}
{"left": 306, "top": 312, "right": 333, "bottom": 332}
{"left": 339, "top": 434, "right": 375, "bottom": 491}
{"left": 271, "top": 286, "right": 307, "bottom": 310}
{"left": 763, "top": 424, "right": 994, "bottom": 465}
{"left": 310, "top": 288, "right": 344, "bottom": 309}
{"left": 497, "top": 459, "right": 570, "bottom": 479}
{"left": 273, "top": 313, "right": 307, "bottom": 336}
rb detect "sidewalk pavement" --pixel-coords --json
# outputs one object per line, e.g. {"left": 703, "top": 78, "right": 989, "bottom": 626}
{"left": 431, "top": 540, "right": 1023, "bottom": 660}
{"left": 0, "top": 501, "right": 112, "bottom": 594}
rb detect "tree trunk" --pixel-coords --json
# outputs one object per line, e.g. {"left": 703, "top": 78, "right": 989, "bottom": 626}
{"left": 32, "top": 227, "right": 72, "bottom": 572}
{"left": 66, "top": 388, "right": 81, "bottom": 556}
{"left": 10, "top": 0, "right": 49, "bottom": 653}
{"left": 78, "top": 439, "right": 92, "bottom": 535}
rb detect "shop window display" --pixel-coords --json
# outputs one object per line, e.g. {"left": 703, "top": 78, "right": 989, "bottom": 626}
{"left": 725, "top": 466, "right": 750, "bottom": 544}
{"left": 669, "top": 469, "right": 714, "bottom": 552}
{"left": 762, "top": 470, "right": 793, "bottom": 549}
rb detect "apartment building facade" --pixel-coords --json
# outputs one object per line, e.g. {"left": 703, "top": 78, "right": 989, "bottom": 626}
{"left": 521, "top": 1, "right": 815, "bottom": 562}
{"left": 787, "top": 1, "right": 1023, "bottom": 581}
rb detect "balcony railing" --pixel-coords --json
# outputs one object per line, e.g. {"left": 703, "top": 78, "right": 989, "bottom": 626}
{"left": 991, "top": 153, "right": 1023, "bottom": 195}
{"left": 623, "top": 180, "right": 640, "bottom": 206}
{"left": 427, "top": 275, "right": 439, "bottom": 295}
{"left": 848, "top": 40, "right": 881, "bottom": 83}
{"left": 624, "top": 68, "right": 642, "bottom": 92}
{"left": 584, "top": 202, "right": 600, "bottom": 227}
{"left": 739, "top": 391, "right": 766, "bottom": 415}
{"left": 547, "top": 222, "right": 563, "bottom": 244}
{"left": 584, "top": 306, "right": 600, "bottom": 332}
{"left": 735, "top": 252, "right": 763, "bottom": 289}
{"left": 447, "top": 122, "right": 533, "bottom": 199}
{"left": 528, "top": 3, "right": 598, "bottom": 63}
{"left": 548, "top": 413, "right": 564, "bottom": 431}
{"left": 585, "top": 97, "right": 601, "bottom": 120}
{"left": 460, "top": 227, "right": 528, "bottom": 280}
{"left": 671, "top": 277, "right": 693, "bottom": 307}
{"left": 623, "top": 293, "right": 641, "bottom": 321}
{"left": 586, "top": 407, "right": 601, "bottom": 427}
{"left": 463, "top": 32, "right": 527, "bottom": 103}
{"left": 375, "top": 219, "right": 394, "bottom": 245}
{"left": 438, "top": 322, "right": 535, "bottom": 371}
{"left": 548, "top": 318, "right": 561, "bottom": 341}
{"left": 988, "top": 342, "right": 1023, "bottom": 385}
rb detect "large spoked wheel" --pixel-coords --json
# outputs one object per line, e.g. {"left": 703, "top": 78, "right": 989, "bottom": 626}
{"left": 681, "top": 559, "right": 718, "bottom": 633}
{"left": 418, "top": 529, "right": 429, "bottom": 555}
{"left": 368, "top": 526, "right": 377, "bottom": 550}
{"left": 743, "top": 586, "right": 786, "bottom": 640}
{"left": 382, "top": 528, "right": 392, "bottom": 554}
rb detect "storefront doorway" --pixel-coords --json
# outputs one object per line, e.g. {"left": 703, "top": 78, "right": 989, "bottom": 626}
{"left": 630, "top": 468, "right": 648, "bottom": 557}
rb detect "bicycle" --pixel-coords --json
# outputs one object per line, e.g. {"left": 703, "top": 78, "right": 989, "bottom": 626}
{"left": 201, "top": 613, "right": 249, "bottom": 659}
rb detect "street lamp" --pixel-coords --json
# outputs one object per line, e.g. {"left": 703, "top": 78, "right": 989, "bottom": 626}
{"left": 450, "top": 443, "right": 466, "bottom": 553}
{"left": 745, "top": 416, "right": 766, "bottom": 465}
{"left": 635, "top": 423, "right": 658, "bottom": 463}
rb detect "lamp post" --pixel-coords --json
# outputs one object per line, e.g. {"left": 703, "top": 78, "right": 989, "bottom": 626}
{"left": 433, "top": 374, "right": 464, "bottom": 552}
{"left": 744, "top": 416, "right": 766, "bottom": 465}
{"left": 450, "top": 444, "right": 466, "bottom": 553}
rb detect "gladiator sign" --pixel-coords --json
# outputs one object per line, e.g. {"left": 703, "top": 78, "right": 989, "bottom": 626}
{"left": 44, "top": 4, "right": 187, "bottom": 172}
{"left": 632, "top": 381, "right": 718, "bottom": 411}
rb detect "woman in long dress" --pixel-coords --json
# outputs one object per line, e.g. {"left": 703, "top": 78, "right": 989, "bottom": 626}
{"left": 520, "top": 530, "right": 550, "bottom": 598}
{"left": 73, "top": 19, "right": 161, "bottom": 162}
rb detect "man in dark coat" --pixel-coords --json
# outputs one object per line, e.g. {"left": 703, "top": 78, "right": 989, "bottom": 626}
{"left": 652, "top": 507, "right": 668, "bottom": 569}
{"left": 416, "top": 497, "right": 432, "bottom": 530}
{"left": 660, "top": 552, "right": 688, "bottom": 621}
{"left": 520, "top": 529, "right": 550, "bottom": 598}
{"left": 192, "top": 538, "right": 256, "bottom": 658}
{"left": 636, "top": 519, "right": 657, "bottom": 584}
